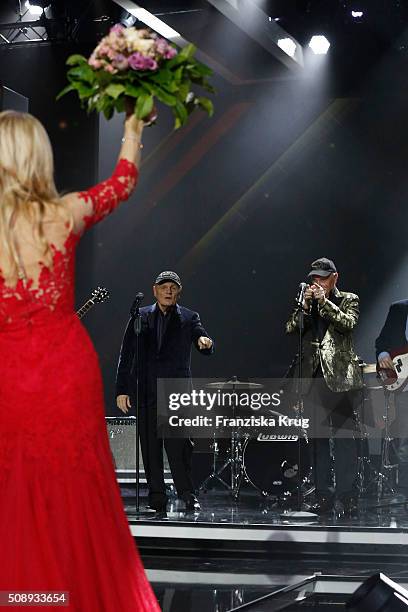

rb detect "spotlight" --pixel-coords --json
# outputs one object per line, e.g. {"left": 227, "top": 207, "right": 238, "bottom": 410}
{"left": 277, "top": 37, "right": 297, "bottom": 58}
{"left": 346, "top": 573, "right": 408, "bottom": 611}
{"left": 122, "top": 12, "right": 137, "bottom": 28}
{"left": 308, "top": 35, "right": 330, "bottom": 55}
{"left": 25, "top": 0, "right": 51, "bottom": 15}
{"left": 351, "top": 10, "right": 364, "bottom": 18}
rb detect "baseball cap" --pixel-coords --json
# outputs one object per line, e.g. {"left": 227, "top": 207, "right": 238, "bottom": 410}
{"left": 307, "top": 258, "right": 337, "bottom": 278}
{"left": 154, "top": 271, "right": 182, "bottom": 287}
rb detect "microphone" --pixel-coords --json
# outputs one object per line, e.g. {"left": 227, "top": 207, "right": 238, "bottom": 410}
{"left": 296, "top": 282, "right": 307, "bottom": 307}
{"left": 130, "top": 292, "right": 144, "bottom": 316}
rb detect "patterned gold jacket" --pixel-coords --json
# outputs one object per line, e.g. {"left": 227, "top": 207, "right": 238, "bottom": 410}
{"left": 285, "top": 286, "right": 363, "bottom": 392}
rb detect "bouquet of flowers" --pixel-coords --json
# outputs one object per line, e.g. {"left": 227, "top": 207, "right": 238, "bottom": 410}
{"left": 57, "top": 24, "right": 215, "bottom": 129}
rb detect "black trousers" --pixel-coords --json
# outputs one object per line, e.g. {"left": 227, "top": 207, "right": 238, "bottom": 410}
{"left": 138, "top": 400, "right": 195, "bottom": 507}
{"left": 306, "top": 377, "right": 360, "bottom": 496}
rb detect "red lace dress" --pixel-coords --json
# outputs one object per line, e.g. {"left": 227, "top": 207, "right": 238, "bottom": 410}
{"left": 0, "top": 160, "right": 160, "bottom": 611}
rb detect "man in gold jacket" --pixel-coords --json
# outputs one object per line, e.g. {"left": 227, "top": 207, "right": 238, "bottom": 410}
{"left": 286, "top": 257, "right": 363, "bottom": 515}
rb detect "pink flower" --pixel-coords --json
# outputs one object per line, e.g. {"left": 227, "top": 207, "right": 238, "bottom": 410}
{"left": 128, "top": 52, "right": 147, "bottom": 71}
{"left": 106, "top": 47, "right": 117, "bottom": 61}
{"left": 155, "top": 38, "right": 177, "bottom": 60}
{"left": 144, "top": 57, "right": 158, "bottom": 71}
{"left": 110, "top": 24, "right": 125, "bottom": 34}
{"left": 128, "top": 52, "right": 158, "bottom": 71}
{"left": 88, "top": 57, "right": 103, "bottom": 69}
{"left": 97, "top": 43, "right": 110, "bottom": 57}
{"left": 155, "top": 38, "right": 168, "bottom": 55}
{"left": 112, "top": 53, "right": 129, "bottom": 71}
{"left": 103, "top": 63, "right": 117, "bottom": 74}
{"left": 164, "top": 47, "right": 177, "bottom": 59}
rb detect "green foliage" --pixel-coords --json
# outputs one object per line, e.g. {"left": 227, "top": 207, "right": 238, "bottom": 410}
{"left": 57, "top": 44, "right": 215, "bottom": 130}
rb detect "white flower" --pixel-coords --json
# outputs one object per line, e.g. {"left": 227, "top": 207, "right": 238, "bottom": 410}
{"left": 124, "top": 29, "right": 155, "bottom": 55}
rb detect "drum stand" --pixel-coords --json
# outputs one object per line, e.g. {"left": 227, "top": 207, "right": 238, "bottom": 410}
{"left": 374, "top": 389, "right": 397, "bottom": 501}
{"left": 200, "top": 377, "right": 251, "bottom": 499}
{"left": 365, "top": 389, "right": 399, "bottom": 510}
{"left": 377, "top": 390, "right": 398, "bottom": 500}
{"left": 353, "top": 386, "right": 382, "bottom": 499}
{"left": 199, "top": 436, "right": 232, "bottom": 493}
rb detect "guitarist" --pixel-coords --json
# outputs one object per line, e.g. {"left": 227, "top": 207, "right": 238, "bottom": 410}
{"left": 376, "top": 300, "right": 408, "bottom": 499}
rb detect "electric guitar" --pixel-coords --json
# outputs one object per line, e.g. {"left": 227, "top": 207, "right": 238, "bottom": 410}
{"left": 76, "top": 286, "right": 110, "bottom": 320}
{"left": 373, "top": 345, "right": 408, "bottom": 392}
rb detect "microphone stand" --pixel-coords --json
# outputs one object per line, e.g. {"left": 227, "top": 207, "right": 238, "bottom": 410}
{"left": 282, "top": 284, "right": 317, "bottom": 520}
{"left": 128, "top": 294, "right": 151, "bottom": 517}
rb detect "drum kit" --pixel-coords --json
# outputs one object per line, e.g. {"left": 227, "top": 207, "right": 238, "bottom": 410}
{"left": 198, "top": 365, "right": 401, "bottom": 507}
{"left": 198, "top": 377, "right": 311, "bottom": 503}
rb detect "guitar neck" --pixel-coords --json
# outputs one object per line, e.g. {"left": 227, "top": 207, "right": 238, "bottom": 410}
{"left": 76, "top": 299, "right": 95, "bottom": 320}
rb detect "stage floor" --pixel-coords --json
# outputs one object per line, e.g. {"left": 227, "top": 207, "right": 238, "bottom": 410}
{"left": 125, "top": 488, "right": 408, "bottom": 609}
{"left": 123, "top": 488, "right": 408, "bottom": 558}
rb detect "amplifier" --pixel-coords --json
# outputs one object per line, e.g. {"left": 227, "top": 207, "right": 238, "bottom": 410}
{"left": 105, "top": 417, "right": 171, "bottom": 475}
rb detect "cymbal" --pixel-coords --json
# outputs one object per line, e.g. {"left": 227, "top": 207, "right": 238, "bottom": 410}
{"left": 205, "top": 379, "right": 264, "bottom": 389}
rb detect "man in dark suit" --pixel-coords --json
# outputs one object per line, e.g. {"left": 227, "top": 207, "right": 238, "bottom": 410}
{"left": 116, "top": 271, "right": 214, "bottom": 514}
{"left": 376, "top": 300, "right": 408, "bottom": 498}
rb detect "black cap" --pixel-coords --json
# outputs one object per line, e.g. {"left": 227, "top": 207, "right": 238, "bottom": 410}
{"left": 307, "top": 257, "right": 337, "bottom": 278}
{"left": 154, "top": 270, "right": 182, "bottom": 287}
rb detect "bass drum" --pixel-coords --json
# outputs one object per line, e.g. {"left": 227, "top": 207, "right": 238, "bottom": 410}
{"left": 243, "top": 434, "right": 311, "bottom": 497}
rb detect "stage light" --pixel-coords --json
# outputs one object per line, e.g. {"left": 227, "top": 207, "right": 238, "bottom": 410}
{"left": 277, "top": 37, "right": 297, "bottom": 58}
{"left": 25, "top": 1, "right": 43, "bottom": 15}
{"left": 122, "top": 12, "right": 136, "bottom": 27}
{"left": 351, "top": 11, "right": 364, "bottom": 18}
{"left": 25, "top": 0, "right": 51, "bottom": 15}
{"left": 308, "top": 35, "right": 330, "bottom": 55}
{"left": 346, "top": 573, "right": 408, "bottom": 611}
{"left": 125, "top": 7, "right": 179, "bottom": 40}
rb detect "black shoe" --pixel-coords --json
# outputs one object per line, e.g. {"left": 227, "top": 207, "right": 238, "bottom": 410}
{"left": 147, "top": 501, "right": 168, "bottom": 513}
{"left": 149, "top": 510, "right": 168, "bottom": 519}
{"left": 181, "top": 493, "right": 201, "bottom": 513}
{"left": 310, "top": 494, "right": 334, "bottom": 515}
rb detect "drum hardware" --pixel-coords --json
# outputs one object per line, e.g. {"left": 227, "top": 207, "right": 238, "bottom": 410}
{"left": 198, "top": 436, "right": 233, "bottom": 493}
{"left": 202, "top": 378, "right": 264, "bottom": 498}
{"left": 358, "top": 363, "right": 398, "bottom": 507}
{"left": 375, "top": 389, "right": 397, "bottom": 501}
{"left": 352, "top": 384, "right": 383, "bottom": 499}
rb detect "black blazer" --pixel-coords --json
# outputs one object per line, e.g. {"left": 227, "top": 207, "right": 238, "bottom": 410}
{"left": 116, "top": 303, "right": 214, "bottom": 404}
{"left": 375, "top": 299, "right": 408, "bottom": 358}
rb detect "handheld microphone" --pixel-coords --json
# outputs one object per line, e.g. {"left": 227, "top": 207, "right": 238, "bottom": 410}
{"left": 296, "top": 282, "right": 307, "bottom": 307}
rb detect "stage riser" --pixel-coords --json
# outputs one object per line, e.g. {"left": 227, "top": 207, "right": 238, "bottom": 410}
{"left": 134, "top": 537, "right": 408, "bottom": 560}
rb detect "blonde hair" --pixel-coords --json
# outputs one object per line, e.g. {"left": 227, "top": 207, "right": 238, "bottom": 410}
{"left": 0, "top": 111, "right": 71, "bottom": 280}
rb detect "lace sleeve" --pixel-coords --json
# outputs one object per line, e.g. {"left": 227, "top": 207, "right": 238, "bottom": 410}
{"left": 64, "top": 159, "right": 139, "bottom": 235}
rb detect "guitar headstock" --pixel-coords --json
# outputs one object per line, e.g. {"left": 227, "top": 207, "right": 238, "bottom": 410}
{"left": 91, "top": 286, "right": 110, "bottom": 304}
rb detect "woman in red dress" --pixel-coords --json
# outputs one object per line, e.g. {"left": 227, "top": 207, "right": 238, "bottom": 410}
{"left": 0, "top": 110, "right": 160, "bottom": 611}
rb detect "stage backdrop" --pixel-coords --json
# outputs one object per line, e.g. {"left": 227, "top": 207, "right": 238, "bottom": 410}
{"left": 1, "top": 30, "right": 408, "bottom": 416}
